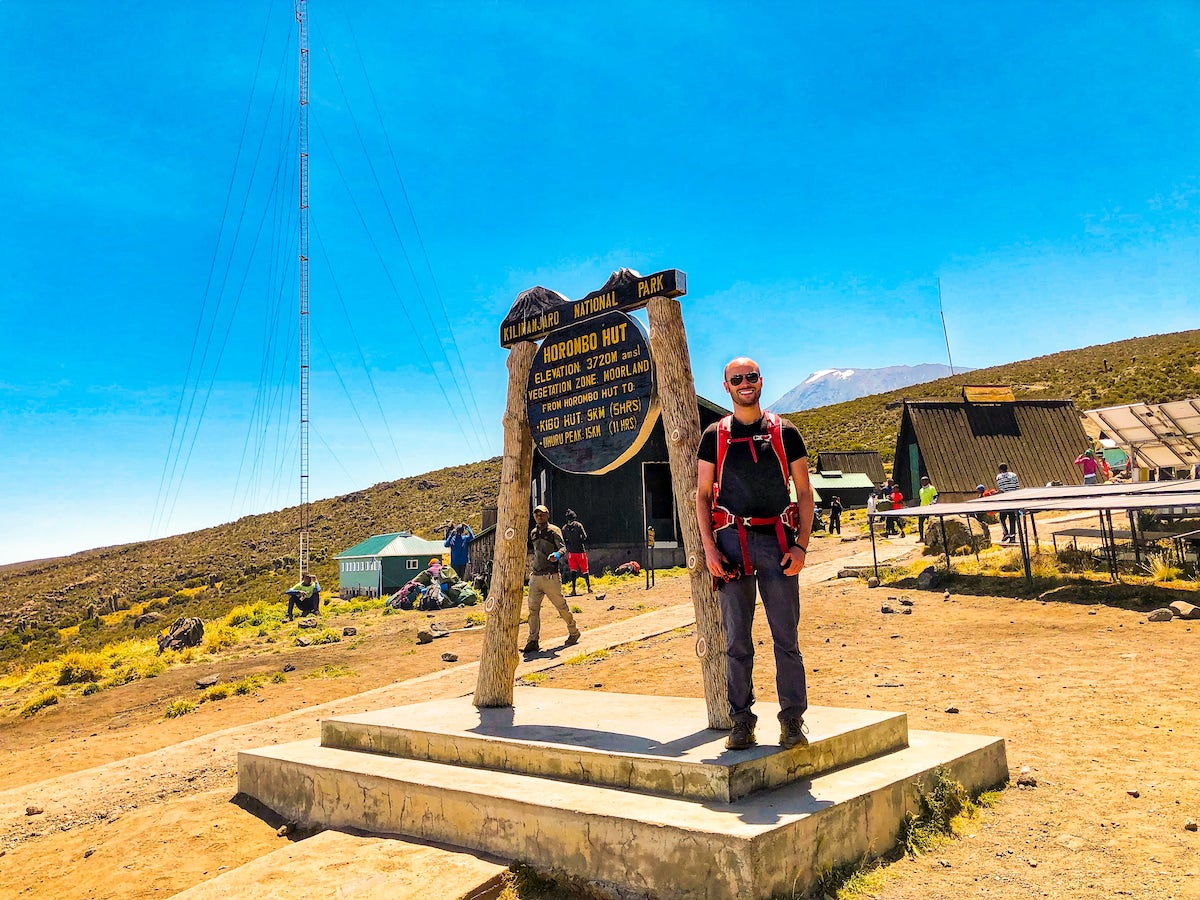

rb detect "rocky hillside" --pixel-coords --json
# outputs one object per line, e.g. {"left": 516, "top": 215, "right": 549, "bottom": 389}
{"left": 787, "top": 329, "right": 1200, "bottom": 462}
{"left": 0, "top": 458, "right": 501, "bottom": 667}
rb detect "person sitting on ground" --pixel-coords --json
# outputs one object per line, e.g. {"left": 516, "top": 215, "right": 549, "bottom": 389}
{"left": 285, "top": 572, "right": 320, "bottom": 621}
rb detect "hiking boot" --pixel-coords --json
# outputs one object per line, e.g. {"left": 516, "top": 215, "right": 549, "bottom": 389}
{"left": 725, "top": 721, "right": 757, "bottom": 751}
{"left": 564, "top": 632, "right": 580, "bottom": 647}
{"left": 779, "top": 717, "right": 809, "bottom": 749}
{"left": 521, "top": 639, "right": 539, "bottom": 654}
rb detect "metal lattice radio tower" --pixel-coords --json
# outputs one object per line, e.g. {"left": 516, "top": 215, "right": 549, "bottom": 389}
{"left": 296, "top": 0, "right": 311, "bottom": 575}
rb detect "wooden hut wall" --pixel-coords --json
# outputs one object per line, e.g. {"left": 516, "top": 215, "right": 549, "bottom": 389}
{"left": 893, "top": 399, "right": 1090, "bottom": 503}
{"left": 533, "top": 401, "right": 726, "bottom": 569}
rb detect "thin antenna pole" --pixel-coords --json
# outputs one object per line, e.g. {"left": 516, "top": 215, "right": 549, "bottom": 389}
{"left": 296, "top": 0, "right": 311, "bottom": 576}
{"left": 937, "top": 277, "right": 955, "bottom": 376}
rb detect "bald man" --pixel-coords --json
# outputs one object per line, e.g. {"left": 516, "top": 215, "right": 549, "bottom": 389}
{"left": 696, "top": 357, "right": 815, "bottom": 751}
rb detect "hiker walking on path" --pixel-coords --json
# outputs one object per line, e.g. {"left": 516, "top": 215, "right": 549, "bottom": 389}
{"left": 828, "top": 496, "right": 843, "bottom": 535}
{"left": 696, "top": 356, "right": 814, "bottom": 752}
{"left": 995, "top": 463, "right": 1021, "bottom": 542}
{"left": 561, "top": 509, "right": 592, "bottom": 596}
{"left": 522, "top": 505, "right": 581, "bottom": 655}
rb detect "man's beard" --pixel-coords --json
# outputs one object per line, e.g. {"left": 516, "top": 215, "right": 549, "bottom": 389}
{"left": 730, "top": 388, "right": 761, "bottom": 408}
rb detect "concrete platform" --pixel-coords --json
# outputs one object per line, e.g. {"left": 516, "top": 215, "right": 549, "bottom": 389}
{"left": 239, "top": 690, "right": 1008, "bottom": 899}
{"left": 169, "top": 829, "right": 508, "bottom": 900}
{"left": 321, "top": 688, "right": 909, "bottom": 802}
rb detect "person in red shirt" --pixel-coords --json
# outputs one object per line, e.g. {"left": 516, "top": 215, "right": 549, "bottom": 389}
{"left": 885, "top": 487, "right": 906, "bottom": 536}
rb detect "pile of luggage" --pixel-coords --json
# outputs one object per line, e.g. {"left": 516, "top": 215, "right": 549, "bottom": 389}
{"left": 387, "top": 565, "right": 481, "bottom": 611}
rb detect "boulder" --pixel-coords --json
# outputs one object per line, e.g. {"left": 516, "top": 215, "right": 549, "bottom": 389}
{"left": 916, "top": 566, "right": 940, "bottom": 590}
{"left": 1169, "top": 600, "right": 1200, "bottom": 620}
{"left": 1147, "top": 608, "right": 1174, "bottom": 622}
{"left": 923, "top": 517, "right": 991, "bottom": 556}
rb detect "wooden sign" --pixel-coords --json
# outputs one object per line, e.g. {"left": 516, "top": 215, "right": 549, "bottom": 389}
{"left": 500, "top": 267, "right": 686, "bottom": 348}
{"left": 526, "top": 311, "right": 660, "bottom": 475}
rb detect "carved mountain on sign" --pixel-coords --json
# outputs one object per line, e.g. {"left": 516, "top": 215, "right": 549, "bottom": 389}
{"left": 599, "top": 267, "right": 642, "bottom": 292}
{"left": 499, "top": 286, "right": 571, "bottom": 347}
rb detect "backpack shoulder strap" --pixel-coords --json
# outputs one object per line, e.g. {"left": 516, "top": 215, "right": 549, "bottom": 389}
{"left": 763, "top": 412, "right": 791, "bottom": 485}
{"left": 714, "top": 415, "right": 733, "bottom": 502}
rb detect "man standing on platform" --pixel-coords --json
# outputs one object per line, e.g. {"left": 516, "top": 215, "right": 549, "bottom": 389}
{"left": 696, "top": 357, "right": 815, "bottom": 751}
{"left": 522, "top": 505, "right": 581, "bottom": 655}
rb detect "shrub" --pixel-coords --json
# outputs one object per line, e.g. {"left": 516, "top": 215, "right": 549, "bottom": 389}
{"left": 56, "top": 651, "right": 106, "bottom": 685}
{"left": 22, "top": 688, "right": 62, "bottom": 717}
{"left": 203, "top": 625, "right": 239, "bottom": 653}
{"left": 898, "top": 767, "right": 970, "bottom": 856}
{"left": 1056, "top": 547, "right": 1095, "bottom": 572}
{"left": 305, "top": 664, "right": 354, "bottom": 679}
{"left": 224, "top": 605, "right": 254, "bottom": 627}
{"left": 464, "top": 611, "right": 486, "bottom": 627}
{"left": 309, "top": 630, "right": 342, "bottom": 646}
{"left": 201, "top": 684, "right": 231, "bottom": 702}
{"left": 1148, "top": 557, "right": 1183, "bottom": 583}
{"left": 270, "top": 671, "right": 287, "bottom": 683}
{"left": 164, "top": 699, "right": 196, "bottom": 718}
{"left": 81, "top": 682, "right": 100, "bottom": 696}
{"left": 231, "top": 674, "right": 266, "bottom": 695}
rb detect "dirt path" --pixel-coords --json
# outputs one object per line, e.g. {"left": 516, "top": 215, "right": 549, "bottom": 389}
{"left": 3, "top": 532, "right": 1198, "bottom": 899}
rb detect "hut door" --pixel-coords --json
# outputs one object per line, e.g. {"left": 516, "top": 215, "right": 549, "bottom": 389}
{"left": 642, "top": 462, "right": 678, "bottom": 544}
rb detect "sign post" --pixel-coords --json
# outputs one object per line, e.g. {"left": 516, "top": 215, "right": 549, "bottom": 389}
{"left": 476, "top": 268, "right": 728, "bottom": 728}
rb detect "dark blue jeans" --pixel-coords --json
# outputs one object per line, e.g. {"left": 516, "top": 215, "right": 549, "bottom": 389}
{"left": 1000, "top": 510, "right": 1019, "bottom": 540}
{"left": 716, "top": 528, "right": 808, "bottom": 726}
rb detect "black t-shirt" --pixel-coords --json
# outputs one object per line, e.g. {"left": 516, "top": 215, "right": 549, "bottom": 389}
{"left": 561, "top": 520, "right": 588, "bottom": 553}
{"left": 697, "top": 415, "right": 807, "bottom": 519}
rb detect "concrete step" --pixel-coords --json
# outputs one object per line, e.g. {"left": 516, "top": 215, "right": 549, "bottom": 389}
{"left": 169, "top": 830, "right": 509, "bottom": 900}
{"left": 320, "top": 688, "right": 909, "bottom": 802}
{"left": 239, "top": 707, "right": 1007, "bottom": 899}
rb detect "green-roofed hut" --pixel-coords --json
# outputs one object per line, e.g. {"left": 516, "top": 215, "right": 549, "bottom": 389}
{"left": 809, "top": 470, "right": 876, "bottom": 510}
{"left": 336, "top": 531, "right": 447, "bottom": 598}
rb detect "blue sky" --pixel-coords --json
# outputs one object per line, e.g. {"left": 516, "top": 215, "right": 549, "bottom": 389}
{"left": 2, "top": 1, "right": 1198, "bottom": 565}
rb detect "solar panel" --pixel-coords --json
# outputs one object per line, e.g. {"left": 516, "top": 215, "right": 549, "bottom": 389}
{"left": 1083, "top": 399, "right": 1200, "bottom": 469}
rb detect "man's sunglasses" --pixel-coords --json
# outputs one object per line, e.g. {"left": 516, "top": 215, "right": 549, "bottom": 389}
{"left": 727, "top": 372, "right": 760, "bottom": 386}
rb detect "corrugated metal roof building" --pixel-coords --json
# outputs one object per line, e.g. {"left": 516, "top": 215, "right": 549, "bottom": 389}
{"left": 892, "top": 396, "right": 1089, "bottom": 504}
{"left": 336, "top": 531, "right": 447, "bottom": 597}
{"left": 816, "top": 450, "right": 886, "bottom": 486}
{"left": 809, "top": 471, "right": 875, "bottom": 509}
